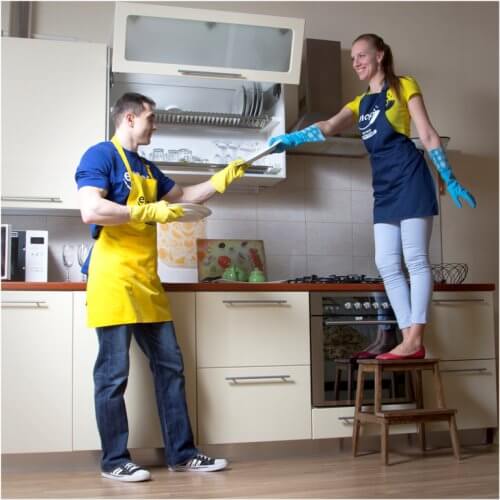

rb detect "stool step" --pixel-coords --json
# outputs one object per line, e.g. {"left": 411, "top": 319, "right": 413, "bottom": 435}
{"left": 375, "top": 408, "right": 457, "bottom": 424}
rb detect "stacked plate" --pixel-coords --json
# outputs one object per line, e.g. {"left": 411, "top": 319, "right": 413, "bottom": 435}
{"left": 232, "top": 82, "right": 264, "bottom": 118}
{"left": 172, "top": 203, "right": 212, "bottom": 223}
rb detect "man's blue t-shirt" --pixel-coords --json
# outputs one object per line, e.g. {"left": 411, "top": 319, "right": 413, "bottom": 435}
{"left": 75, "top": 141, "right": 175, "bottom": 239}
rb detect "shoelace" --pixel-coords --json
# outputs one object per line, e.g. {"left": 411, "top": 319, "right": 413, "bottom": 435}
{"left": 123, "top": 462, "right": 139, "bottom": 472}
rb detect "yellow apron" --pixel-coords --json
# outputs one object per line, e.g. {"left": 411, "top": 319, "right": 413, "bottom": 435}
{"left": 86, "top": 136, "right": 171, "bottom": 328}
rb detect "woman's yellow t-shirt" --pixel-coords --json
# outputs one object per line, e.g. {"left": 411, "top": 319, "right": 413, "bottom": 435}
{"left": 345, "top": 76, "right": 422, "bottom": 137}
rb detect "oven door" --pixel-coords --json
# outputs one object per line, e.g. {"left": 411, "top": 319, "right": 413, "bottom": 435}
{"left": 311, "top": 316, "right": 411, "bottom": 407}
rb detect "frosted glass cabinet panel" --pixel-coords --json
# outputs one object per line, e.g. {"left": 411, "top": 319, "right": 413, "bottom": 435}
{"left": 113, "top": 3, "right": 304, "bottom": 84}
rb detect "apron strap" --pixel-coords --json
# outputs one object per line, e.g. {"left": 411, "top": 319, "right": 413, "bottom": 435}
{"left": 111, "top": 135, "right": 154, "bottom": 179}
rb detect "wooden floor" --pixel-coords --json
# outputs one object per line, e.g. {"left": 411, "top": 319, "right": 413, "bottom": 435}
{"left": 2, "top": 441, "right": 498, "bottom": 499}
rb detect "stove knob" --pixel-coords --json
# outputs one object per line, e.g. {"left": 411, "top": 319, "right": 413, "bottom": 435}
{"left": 353, "top": 302, "right": 362, "bottom": 310}
{"left": 381, "top": 301, "right": 390, "bottom": 310}
{"left": 363, "top": 301, "right": 371, "bottom": 310}
{"left": 372, "top": 302, "right": 380, "bottom": 309}
{"left": 344, "top": 302, "right": 352, "bottom": 309}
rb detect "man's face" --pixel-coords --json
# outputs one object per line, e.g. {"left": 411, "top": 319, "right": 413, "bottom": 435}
{"left": 128, "top": 103, "right": 156, "bottom": 145}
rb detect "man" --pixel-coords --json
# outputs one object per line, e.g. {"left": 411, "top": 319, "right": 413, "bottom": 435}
{"left": 75, "top": 92, "right": 248, "bottom": 482}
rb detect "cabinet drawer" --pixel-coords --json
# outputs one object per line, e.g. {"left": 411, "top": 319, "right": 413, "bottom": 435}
{"left": 197, "top": 365, "right": 311, "bottom": 444}
{"left": 426, "top": 292, "right": 495, "bottom": 360}
{"left": 423, "top": 359, "right": 498, "bottom": 431}
{"left": 196, "top": 292, "right": 309, "bottom": 367}
{"left": 312, "top": 405, "right": 417, "bottom": 439}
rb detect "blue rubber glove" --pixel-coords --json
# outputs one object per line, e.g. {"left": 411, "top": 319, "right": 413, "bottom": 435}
{"left": 429, "top": 148, "right": 477, "bottom": 208}
{"left": 269, "top": 125, "right": 325, "bottom": 153}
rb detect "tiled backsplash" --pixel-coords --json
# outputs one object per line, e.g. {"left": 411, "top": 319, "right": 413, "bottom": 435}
{"left": 2, "top": 156, "right": 442, "bottom": 282}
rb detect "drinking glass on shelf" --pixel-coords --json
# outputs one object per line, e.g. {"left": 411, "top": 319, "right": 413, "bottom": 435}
{"left": 151, "top": 148, "right": 164, "bottom": 161}
{"left": 77, "top": 243, "right": 90, "bottom": 282}
{"left": 62, "top": 244, "right": 76, "bottom": 282}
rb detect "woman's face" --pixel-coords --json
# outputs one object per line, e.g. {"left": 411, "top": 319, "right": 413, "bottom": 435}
{"left": 351, "top": 39, "right": 384, "bottom": 81}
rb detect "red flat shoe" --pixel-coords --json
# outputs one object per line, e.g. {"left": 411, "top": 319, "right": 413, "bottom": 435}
{"left": 376, "top": 346, "right": 426, "bottom": 360}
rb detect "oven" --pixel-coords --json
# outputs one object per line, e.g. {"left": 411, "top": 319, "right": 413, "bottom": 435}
{"left": 311, "top": 292, "right": 412, "bottom": 407}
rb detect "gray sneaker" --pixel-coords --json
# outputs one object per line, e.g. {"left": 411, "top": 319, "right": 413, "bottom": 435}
{"left": 101, "top": 462, "right": 151, "bottom": 482}
{"left": 169, "top": 453, "right": 228, "bottom": 472}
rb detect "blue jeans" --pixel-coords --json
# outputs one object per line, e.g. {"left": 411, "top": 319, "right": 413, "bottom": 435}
{"left": 94, "top": 322, "right": 198, "bottom": 471}
{"left": 374, "top": 217, "right": 433, "bottom": 329}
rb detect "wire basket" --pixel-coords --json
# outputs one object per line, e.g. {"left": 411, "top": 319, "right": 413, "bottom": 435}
{"left": 431, "top": 263, "right": 468, "bottom": 284}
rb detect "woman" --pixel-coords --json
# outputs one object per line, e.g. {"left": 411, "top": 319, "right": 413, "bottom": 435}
{"left": 269, "top": 33, "right": 476, "bottom": 360}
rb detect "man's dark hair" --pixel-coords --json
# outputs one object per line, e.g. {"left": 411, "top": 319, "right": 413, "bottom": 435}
{"left": 111, "top": 92, "right": 156, "bottom": 127}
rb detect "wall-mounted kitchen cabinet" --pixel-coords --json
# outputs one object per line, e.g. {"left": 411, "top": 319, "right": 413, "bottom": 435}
{"left": 1, "top": 37, "right": 108, "bottom": 211}
{"left": 112, "top": 2, "right": 305, "bottom": 85}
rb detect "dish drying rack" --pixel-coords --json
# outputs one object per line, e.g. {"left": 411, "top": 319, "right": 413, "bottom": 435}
{"left": 155, "top": 109, "right": 272, "bottom": 129}
{"left": 158, "top": 161, "right": 280, "bottom": 175}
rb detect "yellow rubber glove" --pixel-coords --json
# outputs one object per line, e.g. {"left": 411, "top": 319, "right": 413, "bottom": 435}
{"left": 130, "top": 201, "right": 184, "bottom": 224}
{"left": 210, "top": 158, "right": 250, "bottom": 194}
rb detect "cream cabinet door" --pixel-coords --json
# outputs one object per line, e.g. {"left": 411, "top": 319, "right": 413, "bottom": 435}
{"left": 113, "top": 2, "right": 304, "bottom": 84}
{"left": 72, "top": 291, "right": 197, "bottom": 450}
{"left": 423, "top": 359, "right": 498, "bottom": 431}
{"left": 197, "top": 365, "right": 311, "bottom": 444}
{"left": 196, "top": 292, "right": 309, "bottom": 367}
{"left": 1, "top": 37, "right": 107, "bottom": 210}
{"left": 425, "top": 292, "right": 495, "bottom": 360}
{"left": 1, "top": 291, "right": 73, "bottom": 453}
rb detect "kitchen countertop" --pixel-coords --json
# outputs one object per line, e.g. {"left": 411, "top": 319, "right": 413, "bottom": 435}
{"left": 1, "top": 282, "right": 495, "bottom": 292}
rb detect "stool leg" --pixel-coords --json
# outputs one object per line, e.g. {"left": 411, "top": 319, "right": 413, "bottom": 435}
{"left": 413, "top": 369, "right": 426, "bottom": 451}
{"left": 334, "top": 367, "right": 341, "bottom": 401}
{"left": 347, "top": 365, "right": 352, "bottom": 403}
{"left": 374, "top": 365, "right": 382, "bottom": 414}
{"left": 352, "top": 365, "right": 365, "bottom": 457}
{"left": 381, "top": 421, "right": 389, "bottom": 465}
{"left": 449, "top": 415, "right": 461, "bottom": 460}
{"left": 433, "top": 363, "right": 447, "bottom": 409}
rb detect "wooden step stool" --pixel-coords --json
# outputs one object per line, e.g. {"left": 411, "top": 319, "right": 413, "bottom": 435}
{"left": 352, "top": 358, "right": 461, "bottom": 465}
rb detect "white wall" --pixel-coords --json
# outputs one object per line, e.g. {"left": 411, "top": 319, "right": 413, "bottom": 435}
{"left": 7, "top": 1, "right": 497, "bottom": 287}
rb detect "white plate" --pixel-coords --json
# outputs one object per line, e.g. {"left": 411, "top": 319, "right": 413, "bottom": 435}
{"left": 231, "top": 87, "right": 245, "bottom": 115}
{"left": 173, "top": 203, "right": 212, "bottom": 223}
{"left": 242, "top": 140, "right": 283, "bottom": 165}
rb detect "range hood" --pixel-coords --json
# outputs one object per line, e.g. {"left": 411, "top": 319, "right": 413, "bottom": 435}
{"left": 288, "top": 38, "right": 367, "bottom": 157}
{"left": 288, "top": 39, "right": 449, "bottom": 158}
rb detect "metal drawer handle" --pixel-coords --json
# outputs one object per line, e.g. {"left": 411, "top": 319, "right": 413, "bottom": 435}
{"left": 222, "top": 300, "right": 288, "bottom": 306}
{"left": 225, "top": 375, "right": 291, "bottom": 383}
{"left": 1, "top": 300, "right": 48, "bottom": 308}
{"left": 178, "top": 69, "right": 244, "bottom": 79}
{"left": 441, "top": 368, "right": 489, "bottom": 374}
{"left": 338, "top": 416, "right": 354, "bottom": 423}
{"left": 324, "top": 320, "right": 398, "bottom": 326}
{"left": 432, "top": 299, "right": 485, "bottom": 303}
{"left": 2, "top": 195, "right": 63, "bottom": 203}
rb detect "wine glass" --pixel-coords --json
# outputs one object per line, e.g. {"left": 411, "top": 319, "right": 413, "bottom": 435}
{"left": 77, "top": 243, "right": 90, "bottom": 282}
{"left": 62, "top": 244, "right": 76, "bottom": 282}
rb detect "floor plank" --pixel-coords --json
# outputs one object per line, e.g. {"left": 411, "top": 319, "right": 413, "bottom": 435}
{"left": 2, "top": 443, "right": 498, "bottom": 498}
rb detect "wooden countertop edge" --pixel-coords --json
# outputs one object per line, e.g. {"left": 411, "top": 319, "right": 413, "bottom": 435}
{"left": 1, "top": 282, "right": 496, "bottom": 292}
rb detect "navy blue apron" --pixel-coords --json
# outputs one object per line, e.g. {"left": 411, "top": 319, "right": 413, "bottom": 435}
{"left": 358, "top": 82, "right": 438, "bottom": 223}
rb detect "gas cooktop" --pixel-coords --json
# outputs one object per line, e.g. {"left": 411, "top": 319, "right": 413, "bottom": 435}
{"left": 286, "top": 274, "right": 383, "bottom": 284}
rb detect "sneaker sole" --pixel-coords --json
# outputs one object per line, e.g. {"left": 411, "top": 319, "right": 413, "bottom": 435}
{"left": 168, "top": 461, "right": 228, "bottom": 473}
{"left": 101, "top": 471, "right": 151, "bottom": 482}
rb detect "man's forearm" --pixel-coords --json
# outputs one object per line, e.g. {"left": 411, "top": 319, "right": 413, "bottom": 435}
{"left": 167, "top": 180, "right": 217, "bottom": 204}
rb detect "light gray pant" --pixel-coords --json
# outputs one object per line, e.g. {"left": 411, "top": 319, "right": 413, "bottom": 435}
{"left": 374, "top": 217, "right": 433, "bottom": 330}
